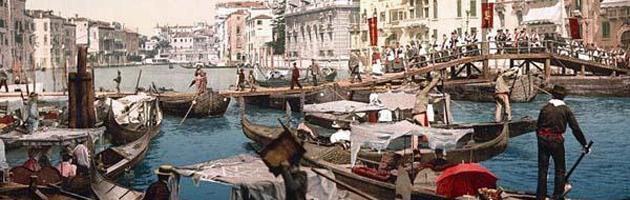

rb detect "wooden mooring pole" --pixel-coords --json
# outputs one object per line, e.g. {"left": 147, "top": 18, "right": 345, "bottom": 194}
{"left": 68, "top": 45, "right": 96, "bottom": 128}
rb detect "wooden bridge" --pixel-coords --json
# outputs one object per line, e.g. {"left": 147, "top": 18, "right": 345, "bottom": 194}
{"left": 219, "top": 40, "right": 629, "bottom": 98}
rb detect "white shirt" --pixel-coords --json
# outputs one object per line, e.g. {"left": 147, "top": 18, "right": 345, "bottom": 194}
{"left": 378, "top": 110, "right": 393, "bottom": 122}
{"left": 73, "top": 144, "right": 90, "bottom": 168}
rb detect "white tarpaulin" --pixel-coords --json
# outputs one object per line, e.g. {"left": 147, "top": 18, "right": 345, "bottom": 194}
{"left": 303, "top": 100, "right": 382, "bottom": 114}
{"left": 378, "top": 93, "right": 415, "bottom": 111}
{"left": 0, "top": 127, "right": 105, "bottom": 147}
{"left": 103, "top": 93, "right": 155, "bottom": 124}
{"left": 349, "top": 121, "right": 472, "bottom": 167}
{"left": 173, "top": 154, "right": 351, "bottom": 200}
{"left": 602, "top": 0, "right": 630, "bottom": 8}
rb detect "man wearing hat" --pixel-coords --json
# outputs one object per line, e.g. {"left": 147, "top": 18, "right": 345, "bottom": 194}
{"left": 494, "top": 68, "right": 517, "bottom": 122}
{"left": 536, "top": 85, "right": 589, "bottom": 200}
{"left": 144, "top": 165, "right": 174, "bottom": 200}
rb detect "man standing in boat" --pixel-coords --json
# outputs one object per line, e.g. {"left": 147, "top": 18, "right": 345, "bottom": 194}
{"left": 536, "top": 85, "right": 589, "bottom": 200}
{"left": 113, "top": 70, "right": 122, "bottom": 93}
{"left": 494, "top": 68, "right": 517, "bottom": 122}
{"left": 144, "top": 165, "right": 174, "bottom": 200}
{"left": 290, "top": 63, "right": 302, "bottom": 90}
{"left": 411, "top": 74, "right": 441, "bottom": 149}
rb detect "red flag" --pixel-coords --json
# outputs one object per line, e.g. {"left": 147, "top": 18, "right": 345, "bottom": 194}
{"left": 569, "top": 18, "right": 581, "bottom": 39}
{"left": 482, "top": 3, "right": 494, "bottom": 29}
{"left": 368, "top": 17, "right": 378, "bottom": 46}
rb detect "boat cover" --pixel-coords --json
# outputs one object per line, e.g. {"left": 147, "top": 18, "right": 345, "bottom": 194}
{"left": 173, "top": 154, "right": 352, "bottom": 200}
{"left": 0, "top": 127, "right": 105, "bottom": 147}
{"left": 349, "top": 121, "right": 472, "bottom": 167}
{"left": 303, "top": 100, "right": 381, "bottom": 113}
{"left": 378, "top": 92, "right": 415, "bottom": 111}
{"left": 104, "top": 93, "right": 155, "bottom": 124}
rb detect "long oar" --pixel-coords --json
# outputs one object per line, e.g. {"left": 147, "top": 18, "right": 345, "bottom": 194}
{"left": 179, "top": 94, "right": 199, "bottom": 125}
{"left": 562, "top": 140, "right": 594, "bottom": 198}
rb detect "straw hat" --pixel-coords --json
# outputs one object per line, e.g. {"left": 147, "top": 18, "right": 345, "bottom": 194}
{"left": 154, "top": 165, "right": 174, "bottom": 176}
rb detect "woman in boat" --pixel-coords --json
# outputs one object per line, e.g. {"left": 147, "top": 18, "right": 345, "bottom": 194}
{"left": 23, "top": 148, "right": 41, "bottom": 171}
{"left": 56, "top": 153, "right": 77, "bottom": 178}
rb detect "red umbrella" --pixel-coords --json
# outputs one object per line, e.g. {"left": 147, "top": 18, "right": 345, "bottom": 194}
{"left": 436, "top": 163, "right": 498, "bottom": 198}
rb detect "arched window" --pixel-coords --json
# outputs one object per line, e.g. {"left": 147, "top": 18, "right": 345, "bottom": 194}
{"left": 621, "top": 31, "right": 630, "bottom": 48}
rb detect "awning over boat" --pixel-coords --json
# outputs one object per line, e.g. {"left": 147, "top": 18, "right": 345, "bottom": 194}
{"left": 522, "top": 2, "right": 566, "bottom": 25}
{"left": 173, "top": 154, "right": 348, "bottom": 200}
{"left": 303, "top": 100, "right": 381, "bottom": 113}
{"left": 0, "top": 127, "right": 105, "bottom": 147}
{"left": 602, "top": 0, "right": 630, "bottom": 8}
{"left": 104, "top": 93, "right": 155, "bottom": 124}
{"left": 349, "top": 121, "right": 472, "bottom": 167}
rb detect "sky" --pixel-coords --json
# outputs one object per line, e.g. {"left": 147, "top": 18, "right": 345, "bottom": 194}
{"left": 26, "top": 0, "right": 217, "bottom": 35}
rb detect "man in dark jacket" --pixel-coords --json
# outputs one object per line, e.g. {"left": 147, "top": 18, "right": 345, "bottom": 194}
{"left": 144, "top": 165, "right": 173, "bottom": 200}
{"left": 291, "top": 63, "right": 302, "bottom": 90}
{"left": 536, "top": 85, "right": 589, "bottom": 200}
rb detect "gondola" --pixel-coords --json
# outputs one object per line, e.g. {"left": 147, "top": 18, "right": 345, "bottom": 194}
{"left": 96, "top": 123, "right": 154, "bottom": 178}
{"left": 0, "top": 181, "right": 91, "bottom": 200}
{"left": 158, "top": 89, "right": 231, "bottom": 118}
{"left": 90, "top": 170, "right": 144, "bottom": 200}
{"left": 445, "top": 74, "right": 540, "bottom": 102}
{"left": 241, "top": 114, "right": 509, "bottom": 164}
{"left": 105, "top": 98, "right": 162, "bottom": 145}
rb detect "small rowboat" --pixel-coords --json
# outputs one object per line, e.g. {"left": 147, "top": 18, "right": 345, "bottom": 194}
{"left": 106, "top": 98, "right": 162, "bottom": 145}
{"left": 158, "top": 89, "right": 231, "bottom": 118}
{"left": 96, "top": 123, "right": 155, "bottom": 179}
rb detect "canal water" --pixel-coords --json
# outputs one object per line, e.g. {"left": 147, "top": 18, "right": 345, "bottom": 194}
{"left": 7, "top": 65, "right": 630, "bottom": 199}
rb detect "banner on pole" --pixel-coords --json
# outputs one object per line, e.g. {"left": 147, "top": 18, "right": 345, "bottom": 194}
{"left": 368, "top": 17, "right": 378, "bottom": 46}
{"left": 569, "top": 18, "right": 581, "bottom": 39}
{"left": 482, "top": 3, "right": 494, "bottom": 29}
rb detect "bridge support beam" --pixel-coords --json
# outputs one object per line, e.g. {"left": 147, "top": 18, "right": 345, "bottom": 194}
{"left": 544, "top": 59, "right": 551, "bottom": 83}
{"left": 580, "top": 65, "right": 586, "bottom": 77}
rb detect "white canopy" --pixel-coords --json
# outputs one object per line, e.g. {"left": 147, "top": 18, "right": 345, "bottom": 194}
{"left": 602, "top": 0, "right": 630, "bottom": 8}
{"left": 303, "top": 100, "right": 382, "bottom": 114}
{"left": 349, "top": 121, "right": 472, "bottom": 167}
{"left": 0, "top": 127, "right": 105, "bottom": 147}
{"left": 173, "top": 154, "right": 348, "bottom": 200}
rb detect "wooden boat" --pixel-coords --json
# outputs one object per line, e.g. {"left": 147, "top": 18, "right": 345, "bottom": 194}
{"left": 243, "top": 86, "right": 345, "bottom": 111}
{"left": 445, "top": 74, "right": 539, "bottom": 102}
{"left": 241, "top": 114, "right": 509, "bottom": 164}
{"left": 548, "top": 75, "right": 630, "bottom": 97}
{"left": 106, "top": 99, "right": 162, "bottom": 145}
{"left": 96, "top": 124, "right": 154, "bottom": 178}
{"left": 255, "top": 67, "right": 338, "bottom": 88}
{"left": 0, "top": 182, "right": 91, "bottom": 200}
{"left": 158, "top": 89, "right": 231, "bottom": 118}
{"left": 91, "top": 170, "right": 144, "bottom": 200}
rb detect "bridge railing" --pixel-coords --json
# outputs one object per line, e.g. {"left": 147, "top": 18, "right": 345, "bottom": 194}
{"left": 404, "top": 39, "right": 622, "bottom": 70}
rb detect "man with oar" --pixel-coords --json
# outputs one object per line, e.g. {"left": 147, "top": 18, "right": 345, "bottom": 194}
{"left": 536, "top": 85, "right": 590, "bottom": 200}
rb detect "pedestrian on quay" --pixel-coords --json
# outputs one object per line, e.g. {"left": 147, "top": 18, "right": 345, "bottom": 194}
{"left": 236, "top": 68, "right": 246, "bottom": 91}
{"left": 22, "top": 92, "right": 39, "bottom": 134}
{"left": 248, "top": 70, "right": 256, "bottom": 92}
{"left": 0, "top": 66, "right": 9, "bottom": 92}
{"left": 411, "top": 74, "right": 441, "bottom": 150}
{"left": 349, "top": 52, "right": 362, "bottom": 83}
{"left": 144, "top": 165, "right": 174, "bottom": 200}
{"left": 290, "top": 63, "right": 302, "bottom": 90}
{"left": 113, "top": 70, "right": 122, "bottom": 93}
{"left": 494, "top": 68, "right": 517, "bottom": 122}
{"left": 309, "top": 59, "right": 320, "bottom": 86}
{"left": 536, "top": 85, "right": 590, "bottom": 200}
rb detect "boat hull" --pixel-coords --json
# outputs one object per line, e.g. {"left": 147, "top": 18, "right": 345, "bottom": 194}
{"left": 159, "top": 90, "right": 231, "bottom": 118}
{"left": 445, "top": 75, "right": 539, "bottom": 102}
{"left": 548, "top": 76, "right": 630, "bottom": 97}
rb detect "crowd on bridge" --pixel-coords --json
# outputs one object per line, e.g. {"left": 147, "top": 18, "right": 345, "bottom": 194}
{"left": 348, "top": 28, "right": 629, "bottom": 79}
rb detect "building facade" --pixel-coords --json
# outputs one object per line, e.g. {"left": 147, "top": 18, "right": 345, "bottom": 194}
{"left": 30, "top": 10, "right": 68, "bottom": 69}
{"left": 226, "top": 10, "right": 248, "bottom": 63}
{"left": 1, "top": 0, "right": 34, "bottom": 75}
{"left": 215, "top": 1, "right": 269, "bottom": 65}
{"left": 285, "top": 0, "right": 360, "bottom": 68}
{"left": 598, "top": 0, "right": 630, "bottom": 48}
{"left": 246, "top": 13, "right": 273, "bottom": 65}
{"left": 63, "top": 22, "right": 76, "bottom": 68}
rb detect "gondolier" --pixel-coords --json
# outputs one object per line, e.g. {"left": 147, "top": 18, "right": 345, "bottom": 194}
{"left": 113, "top": 70, "right": 122, "bottom": 93}
{"left": 494, "top": 68, "right": 517, "bottom": 122}
{"left": 411, "top": 75, "right": 440, "bottom": 149}
{"left": 536, "top": 85, "right": 589, "bottom": 200}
